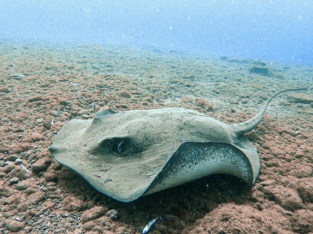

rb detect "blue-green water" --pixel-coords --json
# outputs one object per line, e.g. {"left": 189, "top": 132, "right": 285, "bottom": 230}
{"left": 1, "top": 0, "right": 313, "bottom": 65}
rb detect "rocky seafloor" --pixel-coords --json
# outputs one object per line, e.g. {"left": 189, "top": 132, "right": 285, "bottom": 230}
{"left": 0, "top": 42, "right": 312, "bottom": 233}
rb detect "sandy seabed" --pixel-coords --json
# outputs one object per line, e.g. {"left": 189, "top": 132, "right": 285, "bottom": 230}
{"left": 0, "top": 41, "right": 312, "bottom": 234}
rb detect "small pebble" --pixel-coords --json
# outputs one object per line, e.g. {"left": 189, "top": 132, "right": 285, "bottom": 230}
{"left": 106, "top": 209, "right": 118, "bottom": 219}
{"left": 46, "top": 182, "right": 57, "bottom": 187}
{"left": 36, "top": 118, "right": 44, "bottom": 123}
{"left": 283, "top": 210, "right": 293, "bottom": 216}
{"left": 79, "top": 109, "right": 90, "bottom": 115}
{"left": 9, "top": 177, "right": 19, "bottom": 185}
{"left": 21, "top": 152, "right": 31, "bottom": 159}
{"left": 61, "top": 213, "right": 69, "bottom": 218}
{"left": 8, "top": 74, "right": 25, "bottom": 80}
{"left": 260, "top": 179, "right": 276, "bottom": 187}
{"left": 51, "top": 110, "right": 59, "bottom": 116}
{"left": 14, "top": 159, "right": 23, "bottom": 165}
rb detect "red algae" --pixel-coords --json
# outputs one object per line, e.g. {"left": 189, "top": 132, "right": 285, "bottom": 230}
{"left": 0, "top": 43, "right": 312, "bottom": 233}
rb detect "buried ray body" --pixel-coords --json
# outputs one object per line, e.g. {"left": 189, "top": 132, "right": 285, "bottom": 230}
{"left": 49, "top": 88, "right": 306, "bottom": 202}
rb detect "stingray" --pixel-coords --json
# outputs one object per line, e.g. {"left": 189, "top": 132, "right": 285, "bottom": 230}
{"left": 49, "top": 88, "right": 305, "bottom": 202}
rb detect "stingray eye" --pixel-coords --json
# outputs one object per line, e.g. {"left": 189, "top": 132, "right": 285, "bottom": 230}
{"left": 91, "top": 139, "right": 114, "bottom": 154}
{"left": 91, "top": 137, "right": 134, "bottom": 156}
{"left": 112, "top": 140, "right": 127, "bottom": 155}
{"left": 102, "top": 138, "right": 130, "bottom": 155}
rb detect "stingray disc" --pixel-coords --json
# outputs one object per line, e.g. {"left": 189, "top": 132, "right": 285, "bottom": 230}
{"left": 49, "top": 108, "right": 260, "bottom": 202}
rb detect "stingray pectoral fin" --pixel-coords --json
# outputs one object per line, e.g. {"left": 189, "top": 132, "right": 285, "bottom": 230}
{"left": 145, "top": 142, "right": 258, "bottom": 195}
{"left": 233, "top": 135, "right": 260, "bottom": 184}
{"left": 240, "top": 148, "right": 260, "bottom": 184}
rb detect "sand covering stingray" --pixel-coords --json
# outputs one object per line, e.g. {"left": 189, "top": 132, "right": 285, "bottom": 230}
{"left": 49, "top": 89, "right": 305, "bottom": 202}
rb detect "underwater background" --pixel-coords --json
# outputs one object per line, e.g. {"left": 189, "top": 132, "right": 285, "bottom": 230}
{"left": 1, "top": 0, "right": 313, "bottom": 65}
{"left": 1, "top": 1, "right": 313, "bottom": 233}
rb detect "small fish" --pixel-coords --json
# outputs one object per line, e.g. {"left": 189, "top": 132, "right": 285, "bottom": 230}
{"left": 142, "top": 216, "right": 163, "bottom": 234}
{"left": 50, "top": 118, "right": 54, "bottom": 126}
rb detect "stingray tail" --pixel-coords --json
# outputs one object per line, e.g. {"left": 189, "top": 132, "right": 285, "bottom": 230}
{"left": 231, "top": 88, "right": 307, "bottom": 135}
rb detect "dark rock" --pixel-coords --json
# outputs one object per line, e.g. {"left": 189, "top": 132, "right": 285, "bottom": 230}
{"left": 27, "top": 191, "right": 45, "bottom": 204}
{"left": 119, "top": 90, "right": 131, "bottom": 98}
{"left": 32, "top": 158, "right": 52, "bottom": 173}
{"left": 28, "top": 95, "right": 44, "bottom": 102}
{"left": 291, "top": 210, "right": 313, "bottom": 233}
{"left": 5, "top": 219, "right": 26, "bottom": 232}
{"left": 4, "top": 155, "right": 18, "bottom": 161}
{"left": 44, "top": 172, "right": 58, "bottom": 182}
{"left": 9, "top": 177, "right": 19, "bottom": 185}
{"left": 2, "top": 164, "right": 15, "bottom": 174}
{"left": 263, "top": 185, "right": 303, "bottom": 211}
{"left": 288, "top": 94, "right": 313, "bottom": 104}
{"left": 249, "top": 66, "right": 273, "bottom": 76}
{"left": 15, "top": 180, "right": 30, "bottom": 191}
{"left": 0, "top": 87, "right": 10, "bottom": 93}
{"left": 10, "top": 167, "right": 31, "bottom": 180}
{"left": 29, "top": 132, "right": 45, "bottom": 142}
{"left": 82, "top": 206, "right": 106, "bottom": 223}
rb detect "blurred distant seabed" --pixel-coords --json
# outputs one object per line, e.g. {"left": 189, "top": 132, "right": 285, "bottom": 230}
{"left": 0, "top": 0, "right": 313, "bottom": 65}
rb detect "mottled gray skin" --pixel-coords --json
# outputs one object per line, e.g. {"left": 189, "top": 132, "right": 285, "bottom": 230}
{"left": 49, "top": 88, "right": 305, "bottom": 202}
